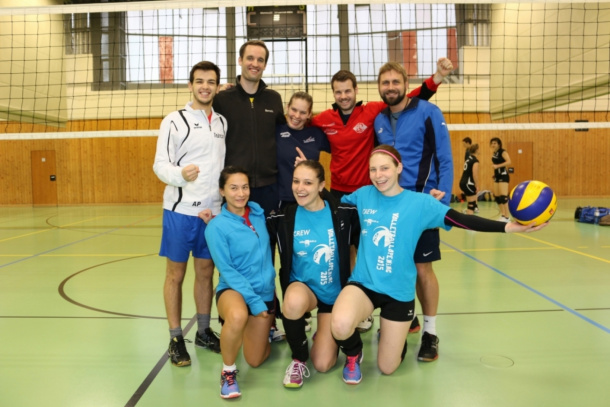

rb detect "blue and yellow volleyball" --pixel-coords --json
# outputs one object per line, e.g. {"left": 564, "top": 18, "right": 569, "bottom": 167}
{"left": 508, "top": 180, "right": 557, "bottom": 225}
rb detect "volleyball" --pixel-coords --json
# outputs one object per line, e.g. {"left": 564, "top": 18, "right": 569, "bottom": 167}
{"left": 508, "top": 181, "right": 557, "bottom": 225}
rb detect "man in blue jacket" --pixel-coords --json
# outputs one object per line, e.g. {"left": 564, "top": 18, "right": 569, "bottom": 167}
{"left": 374, "top": 62, "right": 453, "bottom": 363}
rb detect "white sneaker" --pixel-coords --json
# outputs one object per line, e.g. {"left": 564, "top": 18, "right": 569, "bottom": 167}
{"left": 356, "top": 314, "right": 374, "bottom": 333}
{"left": 269, "top": 326, "right": 286, "bottom": 342}
{"left": 499, "top": 216, "right": 510, "bottom": 223}
{"left": 283, "top": 359, "right": 310, "bottom": 388}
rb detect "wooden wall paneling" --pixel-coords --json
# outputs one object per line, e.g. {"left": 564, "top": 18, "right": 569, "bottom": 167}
{"left": 2, "top": 113, "right": 609, "bottom": 205}
{"left": 79, "top": 138, "right": 95, "bottom": 204}
{"left": 1, "top": 141, "right": 31, "bottom": 204}
{"left": 145, "top": 137, "right": 167, "bottom": 203}
{"left": 123, "top": 137, "right": 151, "bottom": 203}
{"left": 123, "top": 137, "right": 138, "bottom": 203}
{"left": 54, "top": 139, "right": 81, "bottom": 205}
{"left": 104, "top": 138, "right": 122, "bottom": 203}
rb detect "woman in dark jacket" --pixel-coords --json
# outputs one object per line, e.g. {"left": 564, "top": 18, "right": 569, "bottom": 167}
{"left": 267, "top": 160, "right": 360, "bottom": 389}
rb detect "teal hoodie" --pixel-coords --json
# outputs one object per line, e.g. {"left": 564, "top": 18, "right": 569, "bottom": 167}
{"left": 205, "top": 201, "right": 276, "bottom": 316}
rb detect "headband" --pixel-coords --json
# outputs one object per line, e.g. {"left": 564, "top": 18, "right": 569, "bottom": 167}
{"left": 371, "top": 149, "right": 401, "bottom": 165}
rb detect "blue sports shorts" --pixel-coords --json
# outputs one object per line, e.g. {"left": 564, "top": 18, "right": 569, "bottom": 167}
{"left": 159, "top": 209, "right": 211, "bottom": 262}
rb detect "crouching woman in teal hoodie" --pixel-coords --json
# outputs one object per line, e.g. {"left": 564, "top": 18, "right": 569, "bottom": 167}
{"left": 204, "top": 166, "right": 276, "bottom": 400}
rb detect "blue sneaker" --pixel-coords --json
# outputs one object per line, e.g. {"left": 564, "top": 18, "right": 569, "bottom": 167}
{"left": 342, "top": 352, "right": 363, "bottom": 384}
{"left": 220, "top": 370, "right": 241, "bottom": 399}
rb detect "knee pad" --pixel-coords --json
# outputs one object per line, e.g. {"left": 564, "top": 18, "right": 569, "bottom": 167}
{"left": 497, "top": 195, "right": 509, "bottom": 204}
{"left": 467, "top": 202, "right": 476, "bottom": 210}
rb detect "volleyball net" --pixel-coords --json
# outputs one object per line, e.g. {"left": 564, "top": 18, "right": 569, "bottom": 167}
{"left": 1, "top": 0, "right": 609, "bottom": 139}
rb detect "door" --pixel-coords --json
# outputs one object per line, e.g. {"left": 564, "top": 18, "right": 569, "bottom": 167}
{"left": 31, "top": 150, "right": 58, "bottom": 206}
{"left": 506, "top": 142, "right": 533, "bottom": 192}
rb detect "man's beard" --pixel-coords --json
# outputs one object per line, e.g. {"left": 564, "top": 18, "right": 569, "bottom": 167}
{"left": 382, "top": 91, "right": 406, "bottom": 106}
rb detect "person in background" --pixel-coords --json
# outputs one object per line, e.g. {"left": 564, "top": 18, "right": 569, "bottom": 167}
{"left": 490, "top": 137, "right": 512, "bottom": 222}
{"left": 153, "top": 61, "right": 225, "bottom": 367}
{"left": 460, "top": 144, "right": 480, "bottom": 215}
{"left": 276, "top": 92, "right": 330, "bottom": 208}
{"left": 331, "top": 145, "right": 547, "bottom": 385}
{"left": 462, "top": 136, "right": 472, "bottom": 161}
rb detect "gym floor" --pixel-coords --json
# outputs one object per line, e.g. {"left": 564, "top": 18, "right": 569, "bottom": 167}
{"left": 1, "top": 198, "right": 608, "bottom": 407}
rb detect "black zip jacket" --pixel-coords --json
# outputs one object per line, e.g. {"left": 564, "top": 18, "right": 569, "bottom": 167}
{"left": 213, "top": 76, "right": 285, "bottom": 188}
{"left": 266, "top": 190, "right": 360, "bottom": 298}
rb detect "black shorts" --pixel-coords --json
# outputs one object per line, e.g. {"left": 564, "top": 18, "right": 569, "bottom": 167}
{"left": 413, "top": 228, "right": 441, "bottom": 263}
{"left": 346, "top": 282, "right": 415, "bottom": 322}
{"left": 493, "top": 174, "right": 509, "bottom": 183}
{"left": 286, "top": 281, "right": 333, "bottom": 313}
{"left": 317, "top": 300, "right": 333, "bottom": 314}
{"left": 460, "top": 181, "right": 477, "bottom": 196}
{"left": 216, "top": 289, "right": 276, "bottom": 316}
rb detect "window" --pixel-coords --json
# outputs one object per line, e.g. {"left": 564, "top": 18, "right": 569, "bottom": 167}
{"left": 349, "top": 4, "right": 457, "bottom": 82}
{"left": 125, "top": 8, "right": 227, "bottom": 84}
{"left": 456, "top": 4, "right": 491, "bottom": 47}
{"left": 68, "top": 5, "right": 461, "bottom": 89}
{"left": 64, "top": 13, "right": 91, "bottom": 55}
{"left": 90, "top": 12, "right": 127, "bottom": 90}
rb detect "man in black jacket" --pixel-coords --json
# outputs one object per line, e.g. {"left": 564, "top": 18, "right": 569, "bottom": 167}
{"left": 213, "top": 40, "right": 286, "bottom": 217}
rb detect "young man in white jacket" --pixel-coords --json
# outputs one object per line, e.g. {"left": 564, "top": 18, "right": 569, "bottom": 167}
{"left": 153, "top": 61, "right": 227, "bottom": 366}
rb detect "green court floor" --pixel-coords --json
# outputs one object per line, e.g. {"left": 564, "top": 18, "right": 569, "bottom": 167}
{"left": 0, "top": 198, "right": 608, "bottom": 407}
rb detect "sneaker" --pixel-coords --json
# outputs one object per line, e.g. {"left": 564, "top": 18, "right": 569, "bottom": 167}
{"left": 342, "top": 352, "right": 363, "bottom": 384}
{"left": 168, "top": 335, "right": 191, "bottom": 367}
{"left": 474, "top": 207, "right": 479, "bottom": 213}
{"left": 409, "top": 316, "right": 421, "bottom": 334}
{"left": 356, "top": 315, "right": 374, "bottom": 333}
{"left": 283, "top": 359, "right": 310, "bottom": 388}
{"left": 220, "top": 370, "right": 241, "bottom": 399}
{"left": 417, "top": 332, "right": 439, "bottom": 362}
{"left": 269, "top": 326, "right": 286, "bottom": 343}
{"left": 499, "top": 215, "right": 510, "bottom": 223}
{"left": 195, "top": 328, "right": 221, "bottom": 353}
